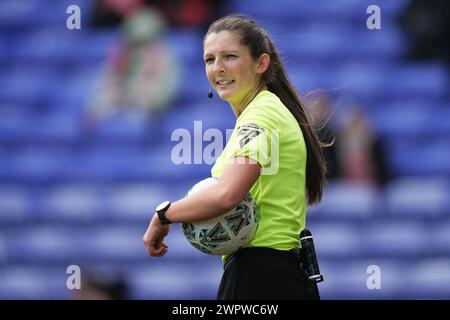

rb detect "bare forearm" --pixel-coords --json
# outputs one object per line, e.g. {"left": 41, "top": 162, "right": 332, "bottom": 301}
{"left": 163, "top": 158, "right": 261, "bottom": 224}
{"left": 164, "top": 183, "right": 235, "bottom": 223}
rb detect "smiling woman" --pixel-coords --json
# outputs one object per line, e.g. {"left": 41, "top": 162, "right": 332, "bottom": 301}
{"left": 203, "top": 30, "right": 270, "bottom": 117}
{"left": 142, "top": 14, "right": 328, "bottom": 300}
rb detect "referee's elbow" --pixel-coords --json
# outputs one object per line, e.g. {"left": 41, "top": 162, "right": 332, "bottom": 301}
{"left": 218, "top": 186, "right": 246, "bottom": 212}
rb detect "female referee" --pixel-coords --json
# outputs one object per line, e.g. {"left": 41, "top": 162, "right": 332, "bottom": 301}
{"left": 143, "top": 14, "right": 327, "bottom": 300}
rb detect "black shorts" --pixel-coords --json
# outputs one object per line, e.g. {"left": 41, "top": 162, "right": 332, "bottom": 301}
{"left": 217, "top": 247, "right": 320, "bottom": 300}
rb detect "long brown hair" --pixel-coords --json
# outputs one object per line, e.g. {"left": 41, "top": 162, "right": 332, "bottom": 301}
{"left": 205, "top": 14, "right": 328, "bottom": 205}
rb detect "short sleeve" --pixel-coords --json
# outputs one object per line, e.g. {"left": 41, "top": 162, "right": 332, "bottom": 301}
{"left": 233, "top": 122, "right": 269, "bottom": 166}
{"left": 220, "top": 91, "right": 283, "bottom": 173}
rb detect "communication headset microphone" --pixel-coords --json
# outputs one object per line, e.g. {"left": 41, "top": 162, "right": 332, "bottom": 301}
{"left": 208, "top": 85, "right": 213, "bottom": 98}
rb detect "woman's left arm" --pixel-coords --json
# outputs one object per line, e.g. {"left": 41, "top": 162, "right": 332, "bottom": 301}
{"left": 143, "top": 157, "right": 261, "bottom": 257}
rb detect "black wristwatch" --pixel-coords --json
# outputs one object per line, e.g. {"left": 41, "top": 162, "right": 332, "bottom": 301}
{"left": 156, "top": 200, "right": 172, "bottom": 225}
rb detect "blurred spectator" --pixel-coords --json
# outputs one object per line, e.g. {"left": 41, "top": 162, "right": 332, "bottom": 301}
{"left": 308, "top": 91, "right": 390, "bottom": 187}
{"left": 86, "top": 7, "right": 180, "bottom": 128}
{"left": 335, "top": 107, "right": 391, "bottom": 187}
{"left": 308, "top": 91, "right": 339, "bottom": 180}
{"left": 91, "top": 0, "right": 147, "bottom": 28}
{"left": 399, "top": 0, "right": 450, "bottom": 67}
{"left": 148, "top": 0, "right": 226, "bottom": 31}
{"left": 71, "top": 272, "right": 128, "bottom": 300}
{"left": 91, "top": 0, "right": 226, "bottom": 31}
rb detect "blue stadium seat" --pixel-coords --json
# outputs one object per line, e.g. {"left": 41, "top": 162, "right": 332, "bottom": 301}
{"left": 105, "top": 183, "right": 188, "bottom": 222}
{"left": 0, "top": 186, "right": 29, "bottom": 222}
{"left": 419, "top": 145, "right": 450, "bottom": 177}
{"left": 383, "top": 64, "right": 448, "bottom": 99}
{"left": 5, "top": 226, "right": 80, "bottom": 263}
{"left": 307, "top": 222, "right": 364, "bottom": 259}
{"left": 91, "top": 112, "right": 151, "bottom": 144}
{"left": 349, "top": 29, "right": 407, "bottom": 58}
{"left": 229, "top": 0, "right": 378, "bottom": 22}
{"left": 285, "top": 29, "right": 406, "bottom": 61}
{"left": 37, "top": 184, "right": 106, "bottom": 222}
{"left": 319, "top": 259, "right": 408, "bottom": 299}
{"left": 0, "top": 36, "right": 9, "bottom": 66}
{"left": 363, "top": 221, "right": 427, "bottom": 258}
{"left": 0, "top": 112, "right": 81, "bottom": 145}
{"left": 161, "top": 102, "right": 234, "bottom": 140}
{"left": 49, "top": 145, "right": 209, "bottom": 183}
{"left": 289, "top": 64, "right": 339, "bottom": 90}
{"left": 25, "top": 113, "right": 81, "bottom": 143}
{"left": 333, "top": 64, "right": 384, "bottom": 95}
{"left": 432, "top": 109, "right": 450, "bottom": 136}
{"left": 385, "top": 178, "right": 449, "bottom": 218}
{"left": 403, "top": 259, "right": 450, "bottom": 299}
{"left": 9, "top": 30, "right": 72, "bottom": 65}
{"left": 60, "top": 150, "right": 137, "bottom": 181}
{"left": 0, "top": 1, "right": 39, "bottom": 30}
{"left": 308, "top": 182, "right": 380, "bottom": 220}
{"left": 389, "top": 149, "right": 450, "bottom": 177}
{"left": 77, "top": 225, "right": 146, "bottom": 262}
{"left": 176, "top": 64, "right": 211, "bottom": 104}
{"left": 51, "top": 67, "right": 101, "bottom": 115}
{"left": 371, "top": 108, "right": 435, "bottom": 141}
{"left": 167, "top": 30, "right": 203, "bottom": 65}
{"left": 0, "top": 149, "right": 70, "bottom": 183}
{"left": 0, "top": 67, "right": 60, "bottom": 108}
{"left": 431, "top": 221, "right": 450, "bottom": 256}
{"left": 0, "top": 267, "right": 69, "bottom": 299}
{"left": 0, "top": 236, "right": 7, "bottom": 264}
{"left": 128, "top": 262, "right": 221, "bottom": 299}
{"left": 66, "top": 31, "right": 118, "bottom": 63}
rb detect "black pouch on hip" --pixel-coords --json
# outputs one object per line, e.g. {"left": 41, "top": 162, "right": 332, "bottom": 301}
{"left": 299, "top": 229, "right": 324, "bottom": 283}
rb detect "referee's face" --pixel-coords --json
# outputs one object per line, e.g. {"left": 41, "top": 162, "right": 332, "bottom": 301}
{"left": 204, "top": 31, "right": 259, "bottom": 108}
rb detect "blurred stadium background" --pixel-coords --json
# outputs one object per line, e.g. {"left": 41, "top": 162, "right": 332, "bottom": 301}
{"left": 0, "top": 0, "right": 449, "bottom": 299}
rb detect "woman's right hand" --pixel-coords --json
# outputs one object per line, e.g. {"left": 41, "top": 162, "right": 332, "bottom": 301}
{"left": 142, "top": 213, "right": 170, "bottom": 257}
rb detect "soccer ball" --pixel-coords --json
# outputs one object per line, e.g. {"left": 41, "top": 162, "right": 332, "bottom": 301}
{"left": 181, "top": 177, "right": 259, "bottom": 255}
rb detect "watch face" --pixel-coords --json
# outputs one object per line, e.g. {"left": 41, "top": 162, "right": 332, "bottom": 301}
{"left": 156, "top": 200, "right": 170, "bottom": 212}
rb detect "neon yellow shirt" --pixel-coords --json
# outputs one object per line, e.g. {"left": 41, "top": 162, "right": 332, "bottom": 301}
{"left": 211, "top": 90, "right": 307, "bottom": 258}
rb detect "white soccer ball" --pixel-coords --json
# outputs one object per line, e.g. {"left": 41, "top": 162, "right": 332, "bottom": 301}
{"left": 181, "top": 177, "right": 259, "bottom": 255}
